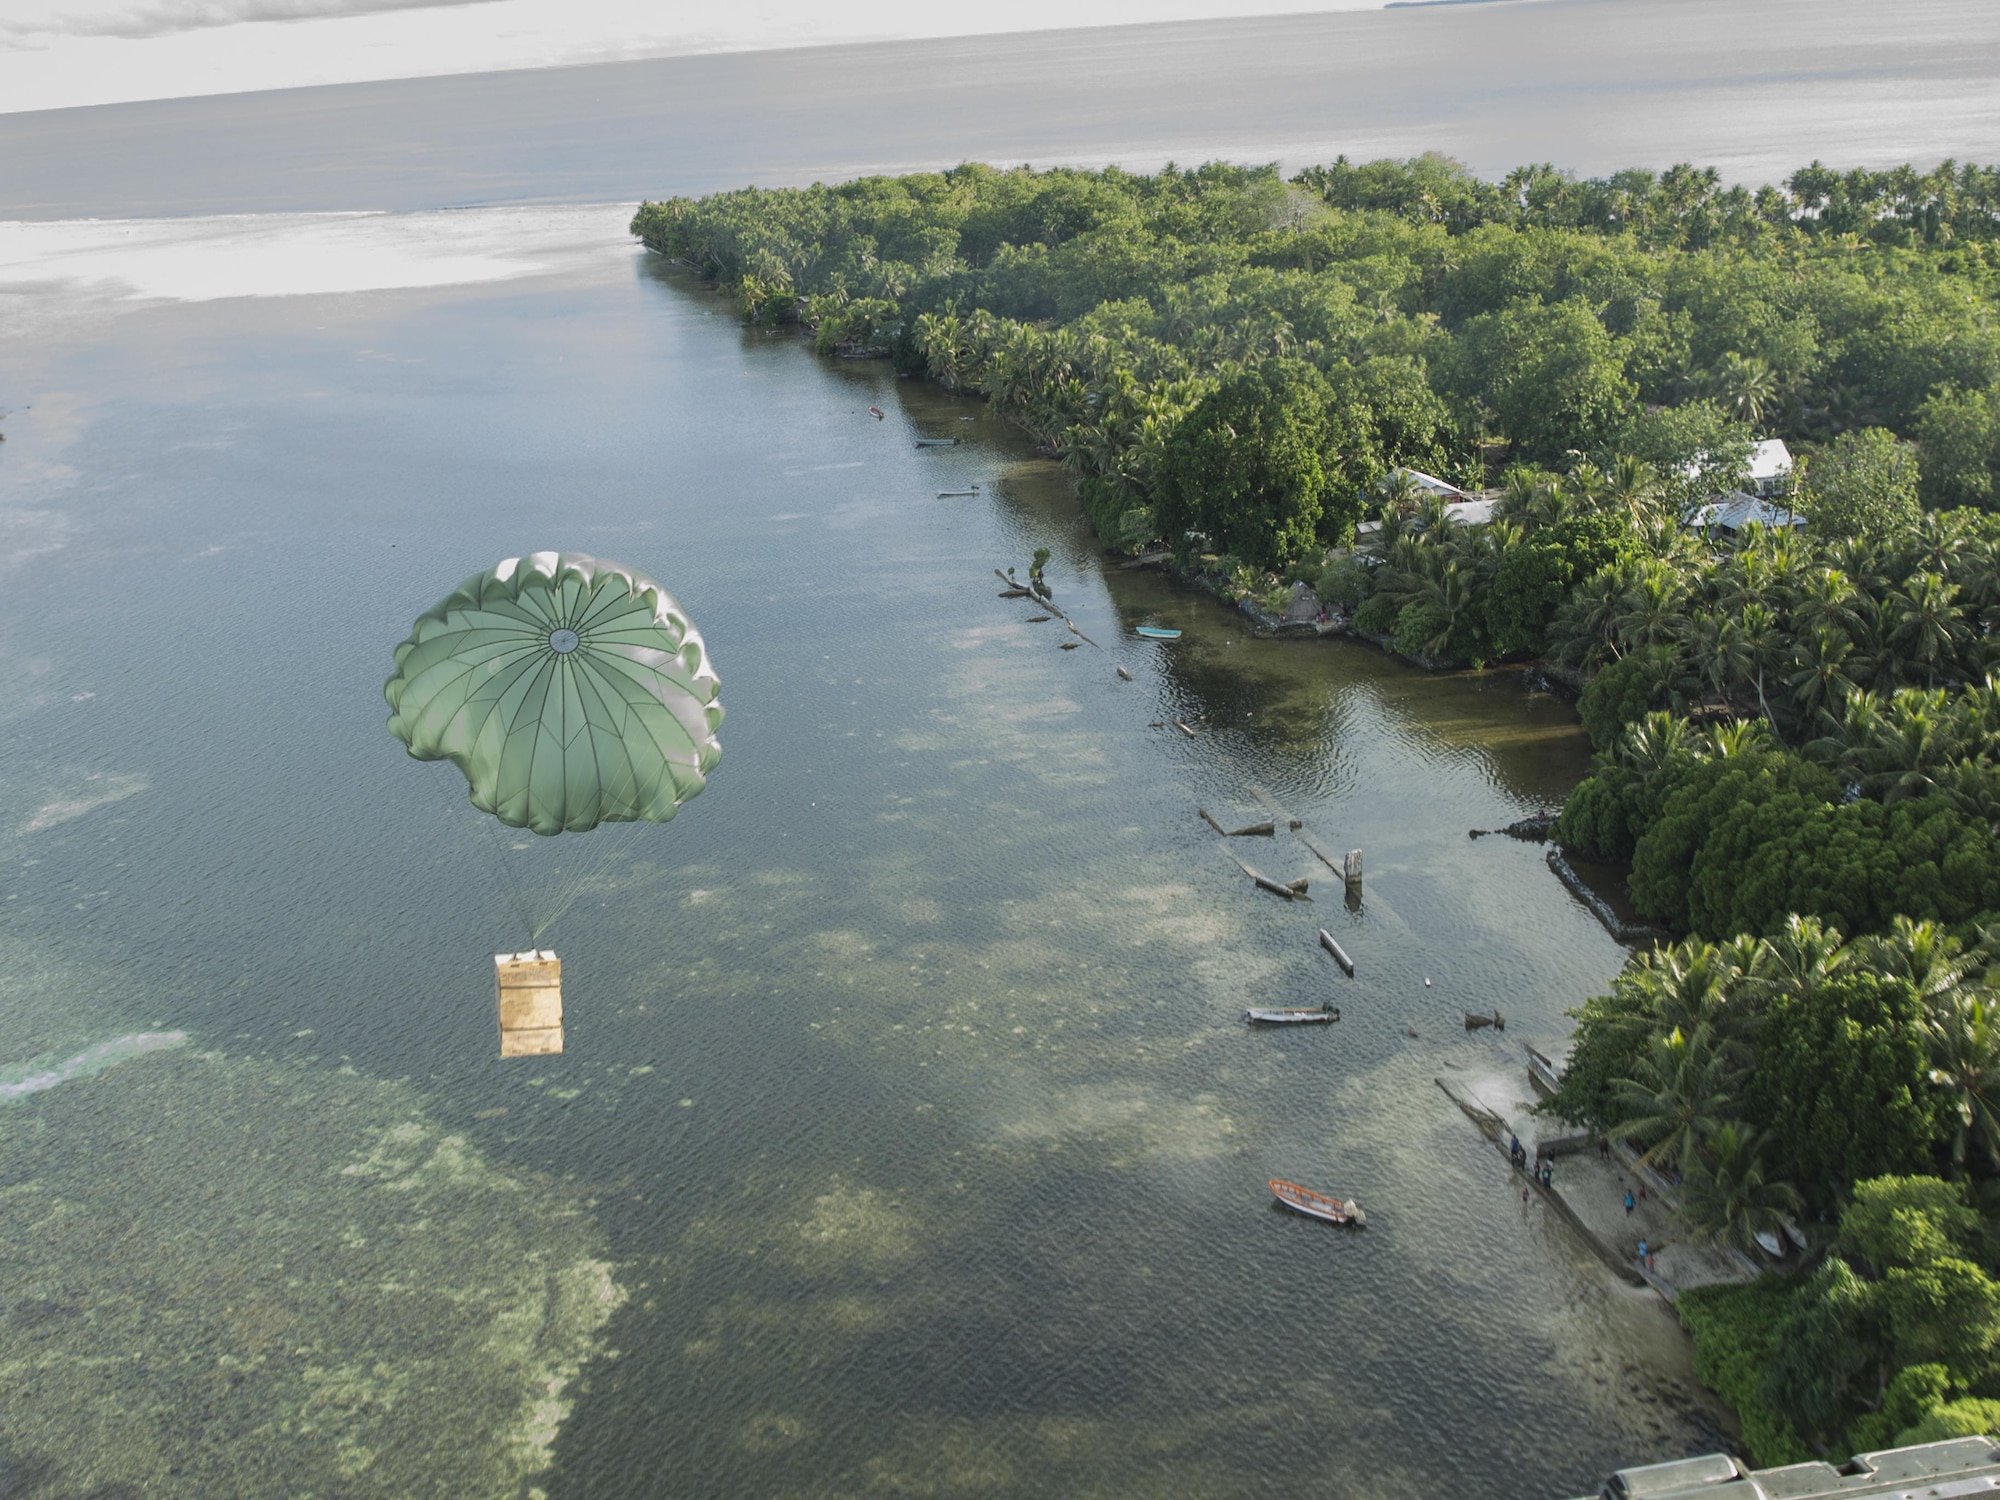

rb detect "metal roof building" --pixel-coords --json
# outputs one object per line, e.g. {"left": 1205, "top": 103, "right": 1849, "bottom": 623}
{"left": 1688, "top": 490, "right": 1807, "bottom": 535}
{"left": 1572, "top": 1436, "right": 2000, "bottom": 1500}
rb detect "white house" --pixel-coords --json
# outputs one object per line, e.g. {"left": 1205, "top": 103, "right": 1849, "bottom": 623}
{"left": 1681, "top": 438, "right": 1794, "bottom": 497}
{"left": 1746, "top": 438, "right": 1794, "bottom": 496}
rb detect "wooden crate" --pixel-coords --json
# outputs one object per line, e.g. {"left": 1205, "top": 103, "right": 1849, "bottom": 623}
{"left": 496, "top": 950, "right": 563, "bottom": 1057}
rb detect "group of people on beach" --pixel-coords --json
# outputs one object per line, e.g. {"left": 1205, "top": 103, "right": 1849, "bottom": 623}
{"left": 1508, "top": 1134, "right": 1554, "bottom": 1192}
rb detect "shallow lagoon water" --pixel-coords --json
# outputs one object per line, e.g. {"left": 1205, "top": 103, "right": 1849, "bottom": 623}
{"left": 0, "top": 211, "right": 1728, "bottom": 1497}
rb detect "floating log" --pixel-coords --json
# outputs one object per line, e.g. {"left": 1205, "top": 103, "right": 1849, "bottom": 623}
{"left": 998, "top": 588, "right": 1032, "bottom": 598}
{"left": 1318, "top": 928, "right": 1355, "bottom": 977}
{"left": 990, "top": 568, "right": 1100, "bottom": 649}
{"left": 1027, "top": 614, "right": 1051, "bottom": 622}
{"left": 1246, "top": 1004, "right": 1339, "bottom": 1026}
{"left": 1226, "top": 821, "right": 1275, "bottom": 838}
{"left": 496, "top": 950, "right": 564, "bottom": 1057}
{"left": 1463, "top": 1010, "right": 1506, "bottom": 1031}
{"left": 1060, "top": 641, "right": 1080, "bottom": 650}
{"left": 915, "top": 438, "right": 959, "bottom": 448}
{"left": 1198, "top": 807, "right": 1228, "bottom": 835}
{"left": 1173, "top": 721, "right": 1197, "bottom": 738}
{"left": 937, "top": 488, "right": 979, "bottom": 497}
{"left": 1116, "top": 666, "right": 1134, "bottom": 681}
{"left": 1230, "top": 854, "right": 1311, "bottom": 901}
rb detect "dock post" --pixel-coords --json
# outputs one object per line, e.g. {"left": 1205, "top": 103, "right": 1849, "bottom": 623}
{"left": 1342, "top": 850, "right": 1363, "bottom": 894}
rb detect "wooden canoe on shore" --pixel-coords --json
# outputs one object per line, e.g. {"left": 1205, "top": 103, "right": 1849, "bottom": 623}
{"left": 1270, "top": 1179, "right": 1366, "bottom": 1226}
{"left": 1245, "top": 1004, "right": 1340, "bottom": 1026}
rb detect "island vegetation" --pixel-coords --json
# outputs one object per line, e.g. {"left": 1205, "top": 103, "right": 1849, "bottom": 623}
{"left": 633, "top": 154, "right": 2000, "bottom": 1464}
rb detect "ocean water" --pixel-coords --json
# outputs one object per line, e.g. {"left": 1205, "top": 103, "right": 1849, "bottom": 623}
{"left": 0, "top": 203, "right": 1728, "bottom": 1498}
{"left": 0, "top": 0, "right": 1997, "bottom": 218}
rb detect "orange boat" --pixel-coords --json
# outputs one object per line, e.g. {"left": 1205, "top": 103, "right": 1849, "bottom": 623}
{"left": 1270, "top": 1179, "right": 1367, "bottom": 1226}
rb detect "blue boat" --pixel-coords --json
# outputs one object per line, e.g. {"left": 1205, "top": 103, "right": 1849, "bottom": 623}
{"left": 1134, "top": 625, "right": 1181, "bottom": 640}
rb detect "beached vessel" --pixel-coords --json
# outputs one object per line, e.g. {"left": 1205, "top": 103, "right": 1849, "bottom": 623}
{"left": 1245, "top": 1003, "right": 1340, "bottom": 1025}
{"left": 1526, "top": 1045, "right": 1562, "bottom": 1097}
{"left": 1270, "top": 1179, "right": 1366, "bottom": 1225}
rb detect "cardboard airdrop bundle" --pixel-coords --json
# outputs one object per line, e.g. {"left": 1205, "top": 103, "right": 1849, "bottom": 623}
{"left": 495, "top": 950, "right": 563, "bottom": 1056}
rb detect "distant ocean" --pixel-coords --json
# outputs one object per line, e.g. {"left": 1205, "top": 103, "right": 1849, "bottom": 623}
{"left": 0, "top": 0, "right": 1995, "bottom": 218}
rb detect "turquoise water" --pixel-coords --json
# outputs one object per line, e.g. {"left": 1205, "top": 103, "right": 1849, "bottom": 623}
{"left": 0, "top": 220, "right": 1726, "bottom": 1497}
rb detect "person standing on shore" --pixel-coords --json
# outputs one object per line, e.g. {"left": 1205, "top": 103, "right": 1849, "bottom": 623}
{"left": 1625, "top": 1189, "right": 1635, "bottom": 1216}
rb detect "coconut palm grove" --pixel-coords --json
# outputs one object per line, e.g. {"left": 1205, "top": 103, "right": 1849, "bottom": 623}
{"left": 636, "top": 155, "right": 2000, "bottom": 1464}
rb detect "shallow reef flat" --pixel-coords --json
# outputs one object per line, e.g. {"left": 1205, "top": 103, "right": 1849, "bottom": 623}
{"left": 0, "top": 1046, "right": 621, "bottom": 1498}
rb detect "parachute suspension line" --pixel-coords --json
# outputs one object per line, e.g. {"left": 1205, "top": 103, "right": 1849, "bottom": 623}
{"left": 425, "top": 760, "right": 538, "bottom": 947}
{"left": 521, "top": 748, "right": 666, "bottom": 944}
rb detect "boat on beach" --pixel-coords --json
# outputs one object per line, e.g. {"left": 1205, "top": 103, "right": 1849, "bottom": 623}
{"left": 1526, "top": 1045, "right": 1562, "bottom": 1097}
{"left": 1134, "top": 625, "right": 1181, "bottom": 639}
{"left": 1245, "top": 1003, "right": 1339, "bottom": 1025}
{"left": 1270, "top": 1179, "right": 1366, "bottom": 1225}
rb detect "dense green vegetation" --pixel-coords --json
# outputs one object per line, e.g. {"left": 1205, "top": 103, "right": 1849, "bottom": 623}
{"left": 635, "top": 156, "right": 2000, "bottom": 1460}
{"left": 635, "top": 154, "right": 2000, "bottom": 573}
{"left": 1549, "top": 914, "right": 2000, "bottom": 1461}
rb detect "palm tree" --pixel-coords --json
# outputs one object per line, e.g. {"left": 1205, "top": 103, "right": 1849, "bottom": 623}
{"left": 1923, "top": 987, "right": 2000, "bottom": 1171}
{"left": 1872, "top": 915, "right": 1973, "bottom": 1008}
{"left": 1605, "top": 455, "right": 1665, "bottom": 527}
{"left": 1791, "top": 567, "right": 1863, "bottom": 643}
{"left": 1745, "top": 914, "right": 1851, "bottom": 1010}
{"left": 1413, "top": 562, "right": 1476, "bottom": 657}
{"left": 1618, "top": 711, "right": 1697, "bottom": 780}
{"left": 1886, "top": 572, "right": 1968, "bottom": 688}
{"left": 1786, "top": 627, "right": 1858, "bottom": 731}
{"left": 1681, "top": 610, "right": 1748, "bottom": 712}
{"left": 1711, "top": 352, "right": 1779, "bottom": 427}
{"left": 1680, "top": 1122, "right": 1803, "bottom": 1253}
{"left": 1614, "top": 563, "right": 1690, "bottom": 655}
{"left": 1614, "top": 1023, "right": 1734, "bottom": 1174}
{"left": 1864, "top": 690, "right": 1959, "bottom": 803}
{"left": 1627, "top": 936, "right": 1756, "bottom": 1055}
{"left": 1551, "top": 564, "right": 1634, "bottom": 670}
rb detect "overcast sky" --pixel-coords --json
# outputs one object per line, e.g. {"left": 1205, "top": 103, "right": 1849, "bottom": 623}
{"left": 1, "top": 0, "right": 1397, "bottom": 114}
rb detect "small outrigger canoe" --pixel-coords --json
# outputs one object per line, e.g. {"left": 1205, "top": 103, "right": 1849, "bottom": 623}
{"left": 1134, "top": 625, "right": 1181, "bottom": 640}
{"left": 1270, "top": 1180, "right": 1366, "bottom": 1226}
{"left": 1245, "top": 1003, "right": 1340, "bottom": 1025}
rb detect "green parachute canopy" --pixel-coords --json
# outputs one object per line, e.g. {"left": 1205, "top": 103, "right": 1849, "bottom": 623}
{"left": 385, "top": 552, "right": 722, "bottom": 836}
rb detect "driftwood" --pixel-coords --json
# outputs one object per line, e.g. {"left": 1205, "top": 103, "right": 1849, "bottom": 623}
{"left": 1463, "top": 1010, "right": 1507, "bottom": 1031}
{"left": 1116, "top": 666, "right": 1133, "bottom": 681}
{"left": 991, "top": 569, "right": 1101, "bottom": 649}
{"left": 1172, "top": 721, "right": 1197, "bottom": 738}
{"left": 1060, "top": 641, "right": 1080, "bottom": 650}
{"left": 1198, "top": 808, "right": 1274, "bottom": 837}
{"left": 999, "top": 588, "right": 1032, "bottom": 598}
{"left": 1318, "top": 928, "right": 1355, "bottom": 976}
{"left": 915, "top": 438, "right": 959, "bottom": 448}
{"left": 1230, "top": 854, "right": 1311, "bottom": 901}
{"left": 1027, "top": 614, "right": 1051, "bottom": 622}
{"left": 937, "top": 488, "right": 979, "bottom": 497}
